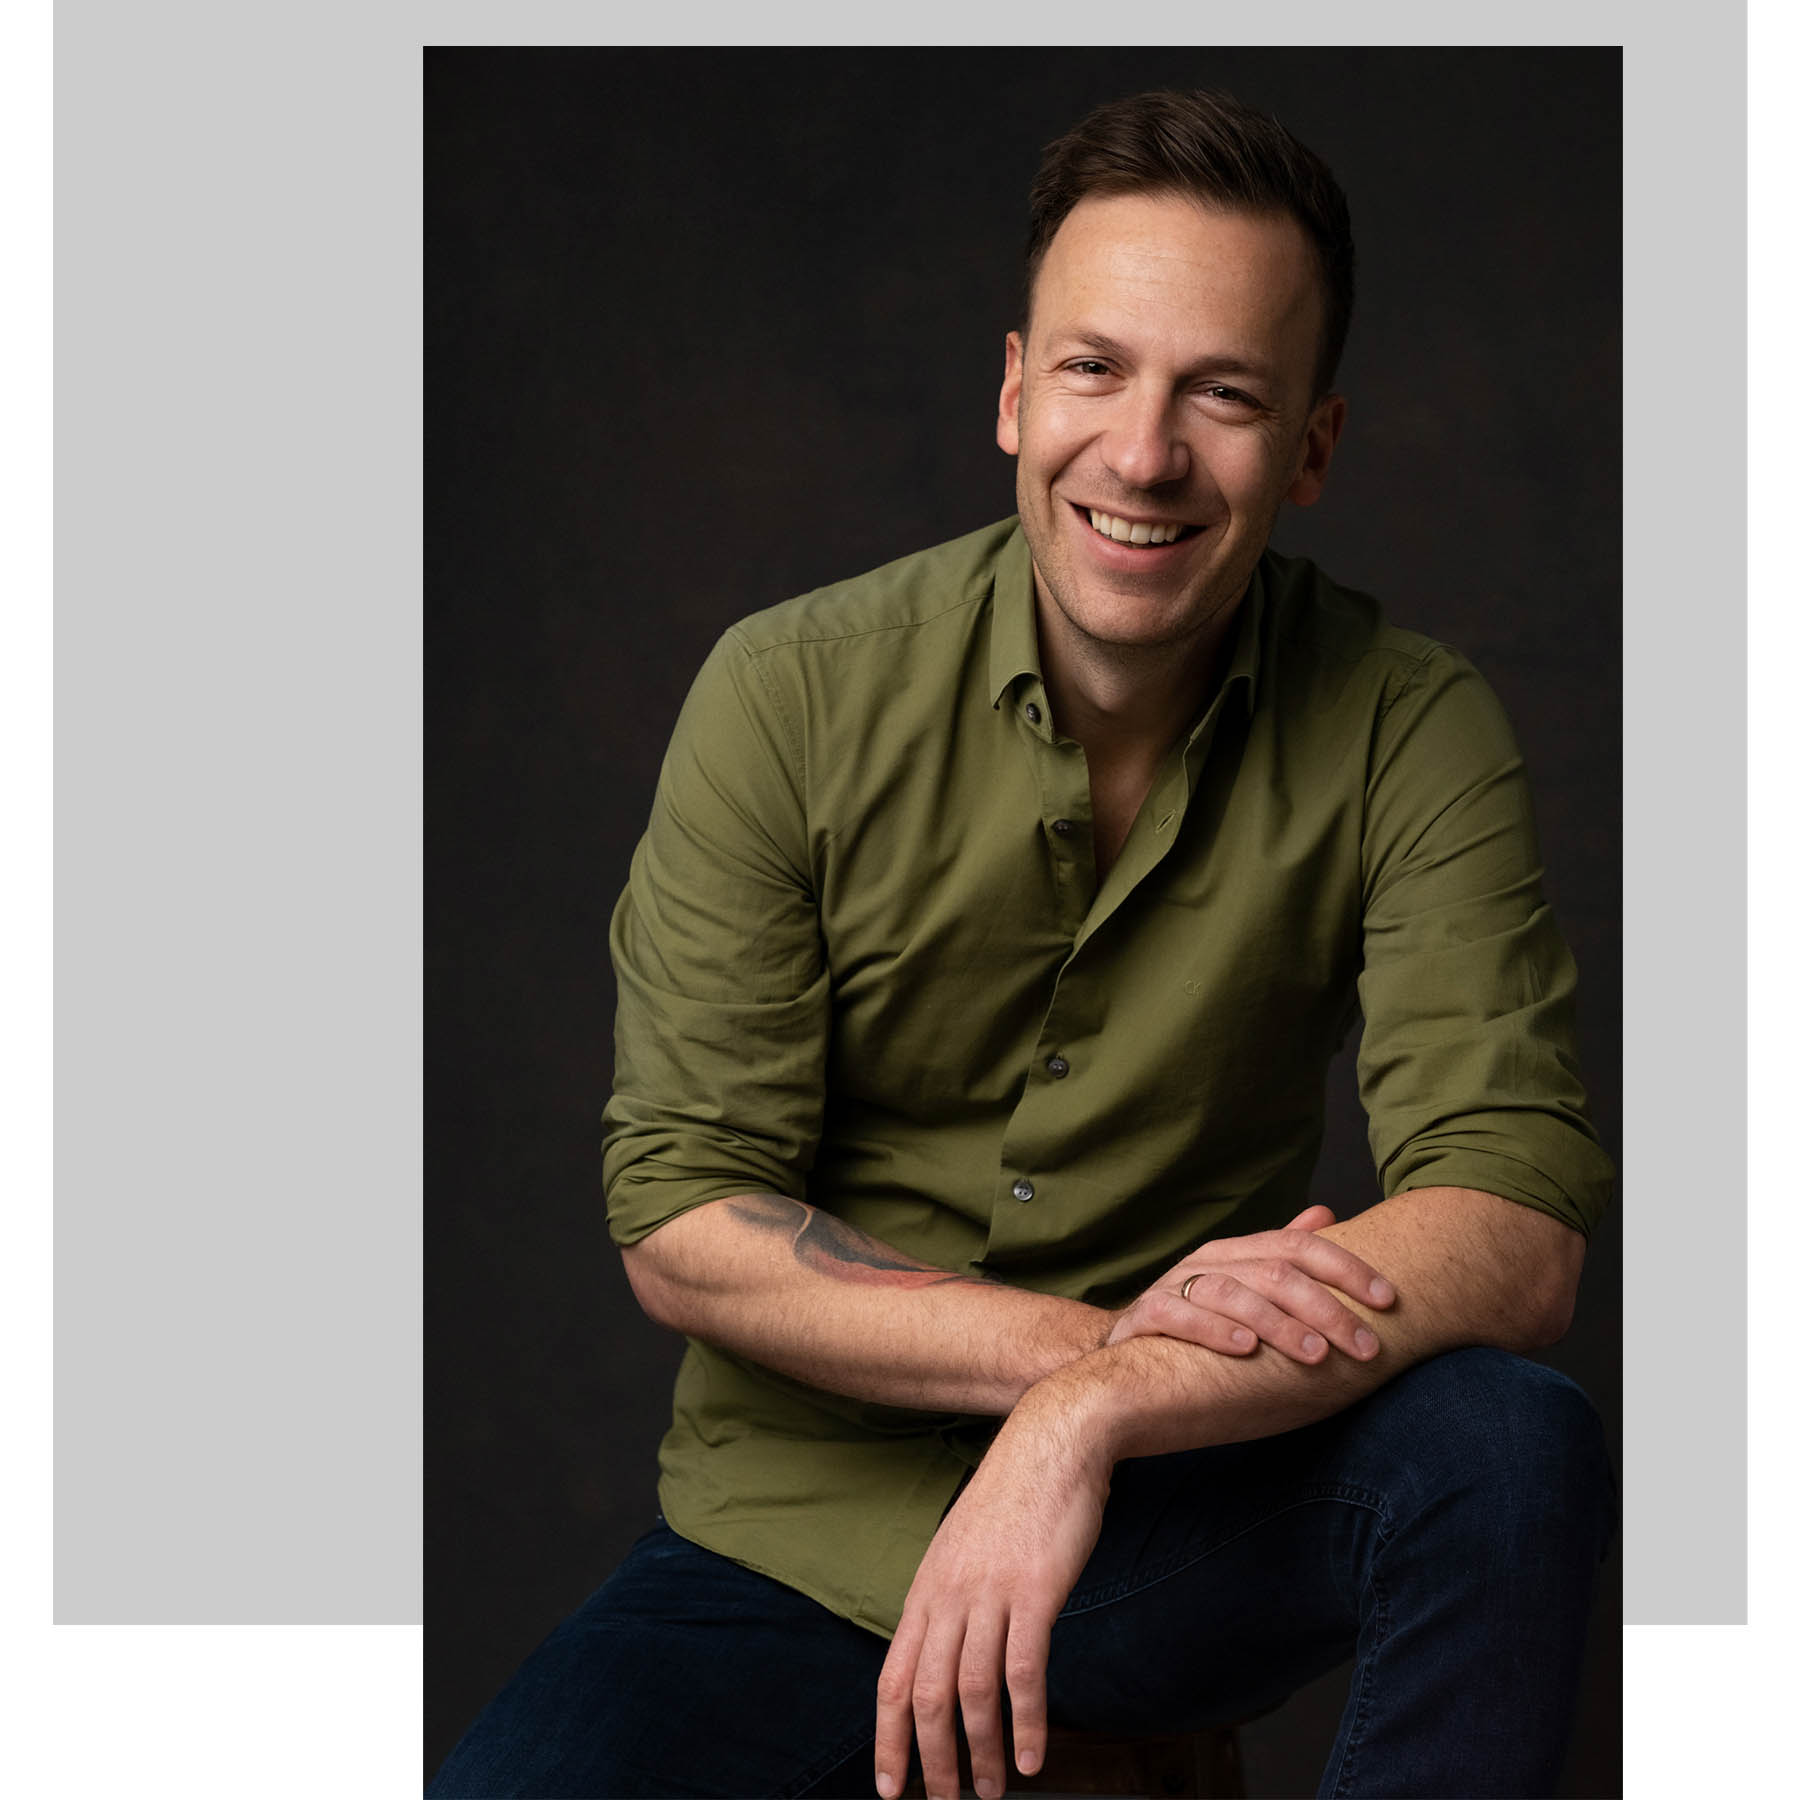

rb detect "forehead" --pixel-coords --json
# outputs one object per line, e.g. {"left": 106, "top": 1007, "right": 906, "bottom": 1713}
{"left": 1032, "top": 192, "right": 1322, "bottom": 374}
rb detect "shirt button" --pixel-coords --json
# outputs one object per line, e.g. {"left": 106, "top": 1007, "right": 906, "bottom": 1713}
{"left": 1024, "top": 702, "right": 1041, "bottom": 724}
{"left": 1011, "top": 1178, "right": 1035, "bottom": 1203}
{"left": 1046, "top": 1055, "right": 1070, "bottom": 1078}
{"left": 1051, "top": 818, "right": 1074, "bottom": 836}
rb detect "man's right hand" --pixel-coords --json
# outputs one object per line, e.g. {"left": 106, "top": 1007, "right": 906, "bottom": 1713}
{"left": 1104, "top": 1205, "right": 1398, "bottom": 1366}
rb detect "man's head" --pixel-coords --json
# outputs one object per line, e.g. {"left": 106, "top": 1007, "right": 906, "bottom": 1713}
{"left": 998, "top": 91, "right": 1352, "bottom": 661}
{"left": 1021, "top": 89, "right": 1355, "bottom": 402}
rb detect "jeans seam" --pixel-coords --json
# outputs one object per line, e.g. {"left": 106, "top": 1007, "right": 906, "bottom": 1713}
{"left": 1058, "top": 1483, "right": 1388, "bottom": 1618}
{"left": 1324, "top": 1513, "right": 1393, "bottom": 1799}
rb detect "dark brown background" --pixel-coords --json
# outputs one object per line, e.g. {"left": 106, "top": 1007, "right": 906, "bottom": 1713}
{"left": 428, "top": 47, "right": 1621, "bottom": 1795}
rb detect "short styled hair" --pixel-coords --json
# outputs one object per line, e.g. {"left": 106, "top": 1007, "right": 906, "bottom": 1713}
{"left": 1023, "top": 89, "right": 1356, "bottom": 399}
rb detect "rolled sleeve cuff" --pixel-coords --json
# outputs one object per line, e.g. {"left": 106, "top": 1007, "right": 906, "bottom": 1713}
{"left": 1380, "top": 1131, "right": 1612, "bottom": 1237}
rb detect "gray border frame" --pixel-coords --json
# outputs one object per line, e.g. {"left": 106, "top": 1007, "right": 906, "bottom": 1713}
{"left": 53, "top": 1, "right": 1740, "bottom": 1626}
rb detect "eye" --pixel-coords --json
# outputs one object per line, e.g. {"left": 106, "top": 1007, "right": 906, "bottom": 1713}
{"left": 1066, "top": 359, "right": 1114, "bottom": 378}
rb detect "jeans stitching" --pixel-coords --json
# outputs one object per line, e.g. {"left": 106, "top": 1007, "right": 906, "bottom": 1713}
{"left": 1058, "top": 1482, "right": 1388, "bottom": 1618}
{"left": 1324, "top": 1511, "right": 1393, "bottom": 1798}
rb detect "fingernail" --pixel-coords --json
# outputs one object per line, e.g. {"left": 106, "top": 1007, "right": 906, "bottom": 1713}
{"left": 1302, "top": 1332, "right": 1325, "bottom": 1356}
{"left": 1231, "top": 1326, "right": 1254, "bottom": 1347}
{"left": 1017, "top": 1750, "right": 1041, "bottom": 1775}
{"left": 1355, "top": 1326, "right": 1377, "bottom": 1356}
{"left": 977, "top": 1781, "right": 1002, "bottom": 1799}
{"left": 1371, "top": 1278, "right": 1395, "bottom": 1305}
{"left": 875, "top": 1777, "right": 897, "bottom": 1798}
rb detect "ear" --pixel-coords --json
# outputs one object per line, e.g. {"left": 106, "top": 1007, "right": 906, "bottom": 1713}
{"left": 996, "top": 331, "right": 1024, "bottom": 457}
{"left": 1285, "top": 393, "right": 1347, "bottom": 507}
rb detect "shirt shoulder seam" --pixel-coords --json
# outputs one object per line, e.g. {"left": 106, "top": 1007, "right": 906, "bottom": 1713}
{"left": 734, "top": 588, "right": 988, "bottom": 656}
{"left": 1371, "top": 639, "right": 1449, "bottom": 729}
{"left": 725, "top": 622, "right": 808, "bottom": 790}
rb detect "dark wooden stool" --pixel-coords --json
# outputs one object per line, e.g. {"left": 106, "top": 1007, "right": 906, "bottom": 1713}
{"left": 900, "top": 1723, "right": 1246, "bottom": 1798}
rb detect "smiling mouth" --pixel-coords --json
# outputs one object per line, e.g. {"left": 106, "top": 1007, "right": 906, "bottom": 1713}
{"left": 1079, "top": 505, "right": 1201, "bottom": 547}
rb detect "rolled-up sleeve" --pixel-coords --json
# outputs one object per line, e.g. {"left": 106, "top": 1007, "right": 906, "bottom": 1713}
{"left": 602, "top": 629, "right": 829, "bottom": 1246}
{"left": 1355, "top": 646, "right": 1613, "bottom": 1235}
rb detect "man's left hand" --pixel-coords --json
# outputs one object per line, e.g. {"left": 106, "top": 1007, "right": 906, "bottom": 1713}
{"left": 873, "top": 1391, "right": 1110, "bottom": 1800}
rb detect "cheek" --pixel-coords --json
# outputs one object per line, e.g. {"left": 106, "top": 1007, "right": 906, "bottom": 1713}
{"left": 1019, "top": 405, "right": 1086, "bottom": 479}
{"left": 1207, "top": 442, "right": 1291, "bottom": 510}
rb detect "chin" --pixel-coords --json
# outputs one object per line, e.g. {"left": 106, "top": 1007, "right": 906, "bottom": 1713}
{"left": 1058, "top": 598, "right": 1206, "bottom": 650}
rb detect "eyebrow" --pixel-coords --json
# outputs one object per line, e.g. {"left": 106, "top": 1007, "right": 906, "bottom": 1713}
{"left": 1053, "top": 328, "right": 1278, "bottom": 385}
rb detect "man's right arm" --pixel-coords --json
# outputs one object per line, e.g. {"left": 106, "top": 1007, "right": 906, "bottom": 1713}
{"left": 622, "top": 1192, "right": 1111, "bottom": 1414}
{"left": 622, "top": 1191, "right": 1397, "bottom": 1416}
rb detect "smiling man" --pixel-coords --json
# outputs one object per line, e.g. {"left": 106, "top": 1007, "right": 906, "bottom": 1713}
{"left": 429, "top": 90, "right": 1615, "bottom": 1800}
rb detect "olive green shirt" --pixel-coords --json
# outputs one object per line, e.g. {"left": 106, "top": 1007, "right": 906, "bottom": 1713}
{"left": 602, "top": 517, "right": 1611, "bottom": 1637}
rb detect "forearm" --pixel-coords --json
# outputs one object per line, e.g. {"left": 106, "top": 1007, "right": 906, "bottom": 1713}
{"left": 873, "top": 1190, "right": 1588, "bottom": 1800}
{"left": 621, "top": 1192, "right": 1112, "bottom": 1414}
{"left": 1030, "top": 1187, "right": 1585, "bottom": 1463}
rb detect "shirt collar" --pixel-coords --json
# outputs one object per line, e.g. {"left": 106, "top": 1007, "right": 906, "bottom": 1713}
{"left": 986, "top": 520, "right": 1042, "bottom": 709}
{"left": 1207, "top": 555, "right": 1266, "bottom": 728}
{"left": 988, "top": 517, "right": 1268, "bottom": 726}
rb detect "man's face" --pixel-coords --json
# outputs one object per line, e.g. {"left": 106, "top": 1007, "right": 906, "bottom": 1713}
{"left": 997, "top": 192, "right": 1345, "bottom": 655}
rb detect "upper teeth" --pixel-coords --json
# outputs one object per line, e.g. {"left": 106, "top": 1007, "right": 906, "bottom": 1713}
{"left": 1087, "top": 509, "right": 1186, "bottom": 545}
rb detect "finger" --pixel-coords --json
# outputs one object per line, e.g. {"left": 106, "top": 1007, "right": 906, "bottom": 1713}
{"left": 1273, "top": 1229, "right": 1399, "bottom": 1309}
{"left": 1110, "top": 1285, "right": 1258, "bottom": 1353}
{"left": 1231, "top": 1259, "right": 1382, "bottom": 1361}
{"left": 1169, "top": 1269, "right": 1349, "bottom": 1364}
{"left": 912, "top": 1616, "right": 969, "bottom": 1800}
{"left": 875, "top": 1616, "right": 925, "bottom": 1799}
{"left": 1003, "top": 1604, "right": 1055, "bottom": 1782}
{"left": 959, "top": 1609, "right": 1010, "bottom": 1800}
{"left": 1283, "top": 1204, "right": 1336, "bottom": 1232}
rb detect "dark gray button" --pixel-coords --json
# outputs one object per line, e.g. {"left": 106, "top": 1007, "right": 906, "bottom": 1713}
{"left": 1011, "top": 1178, "right": 1035, "bottom": 1202}
{"left": 1024, "top": 702, "right": 1041, "bottom": 724}
{"left": 1046, "top": 1055, "right": 1070, "bottom": 1079}
{"left": 1051, "top": 818, "right": 1074, "bottom": 836}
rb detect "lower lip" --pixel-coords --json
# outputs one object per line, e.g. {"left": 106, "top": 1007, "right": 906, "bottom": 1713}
{"left": 1071, "top": 503, "right": 1205, "bottom": 568}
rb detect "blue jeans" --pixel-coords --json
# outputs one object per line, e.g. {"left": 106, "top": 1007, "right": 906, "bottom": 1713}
{"left": 428, "top": 1348, "right": 1616, "bottom": 1798}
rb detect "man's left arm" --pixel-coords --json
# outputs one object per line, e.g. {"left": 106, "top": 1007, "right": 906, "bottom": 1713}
{"left": 874, "top": 1183, "right": 1585, "bottom": 1800}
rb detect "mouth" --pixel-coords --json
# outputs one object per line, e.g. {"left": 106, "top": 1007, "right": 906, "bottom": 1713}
{"left": 1073, "top": 502, "right": 1206, "bottom": 555}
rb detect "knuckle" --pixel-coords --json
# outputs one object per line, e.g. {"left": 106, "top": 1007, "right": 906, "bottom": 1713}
{"left": 958, "top": 1670, "right": 998, "bottom": 1705}
{"left": 876, "top": 1670, "right": 911, "bottom": 1706}
{"left": 911, "top": 1680, "right": 952, "bottom": 1717}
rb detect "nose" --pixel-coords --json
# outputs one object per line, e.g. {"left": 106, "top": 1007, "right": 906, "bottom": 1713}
{"left": 1102, "top": 386, "right": 1189, "bottom": 490}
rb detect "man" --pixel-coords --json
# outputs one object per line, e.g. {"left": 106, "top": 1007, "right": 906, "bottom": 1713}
{"left": 430, "top": 88, "right": 1615, "bottom": 1799}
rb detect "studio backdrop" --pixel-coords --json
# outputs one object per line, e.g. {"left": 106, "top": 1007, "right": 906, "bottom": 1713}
{"left": 427, "top": 46, "right": 1621, "bottom": 1797}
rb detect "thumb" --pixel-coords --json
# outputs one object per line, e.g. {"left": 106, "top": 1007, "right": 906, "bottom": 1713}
{"left": 1284, "top": 1204, "right": 1336, "bottom": 1233}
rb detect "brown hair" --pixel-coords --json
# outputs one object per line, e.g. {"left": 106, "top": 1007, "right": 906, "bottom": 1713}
{"left": 1023, "top": 89, "right": 1356, "bottom": 398}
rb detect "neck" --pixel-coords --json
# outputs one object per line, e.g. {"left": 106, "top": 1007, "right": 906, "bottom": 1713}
{"left": 1034, "top": 588, "right": 1244, "bottom": 770}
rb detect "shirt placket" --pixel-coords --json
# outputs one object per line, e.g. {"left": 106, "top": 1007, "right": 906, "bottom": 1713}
{"left": 982, "top": 691, "right": 1233, "bottom": 1255}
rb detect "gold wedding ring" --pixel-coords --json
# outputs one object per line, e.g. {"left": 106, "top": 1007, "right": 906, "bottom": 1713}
{"left": 1180, "top": 1272, "right": 1202, "bottom": 1302}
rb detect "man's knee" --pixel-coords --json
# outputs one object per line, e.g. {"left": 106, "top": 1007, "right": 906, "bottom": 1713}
{"left": 1369, "top": 1347, "right": 1616, "bottom": 1556}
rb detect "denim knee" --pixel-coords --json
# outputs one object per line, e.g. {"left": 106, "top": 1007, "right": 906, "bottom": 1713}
{"left": 1367, "top": 1347, "right": 1617, "bottom": 1556}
